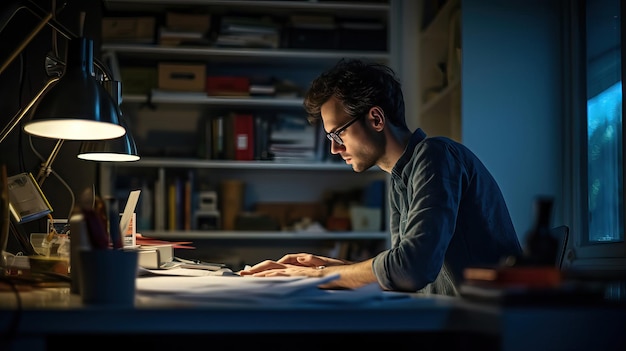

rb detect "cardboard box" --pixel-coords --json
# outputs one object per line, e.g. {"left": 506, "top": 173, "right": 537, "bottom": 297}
{"left": 166, "top": 12, "right": 211, "bottom": 32}
{"left": 158, "top": 63, "right": 206, "bottom": 92}
{"left": 255, "top": 202, "right": 323, "bottom": 230}
{"left": 102, "top": 17, "right": 155, "bottom": 43}
{"left": 349, "top": 206, "right": 382, "bottom": 232}
{"left": 120, "top": 67, "right": 157, "bottom": 95}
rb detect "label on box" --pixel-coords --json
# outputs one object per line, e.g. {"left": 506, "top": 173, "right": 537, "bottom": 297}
{"left": 120, "top": 212, "right": 137, "bottom": 247}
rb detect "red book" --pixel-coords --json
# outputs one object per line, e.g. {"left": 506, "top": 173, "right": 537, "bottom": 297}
{"left": 206, "top": 76, "right": 250, "bottom": 96}
{"left": 233, "top": 114, "right": 254, "bottom": 160}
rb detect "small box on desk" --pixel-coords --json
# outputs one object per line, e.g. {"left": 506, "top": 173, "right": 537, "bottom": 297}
{"left": 158, "top": 63, "right": 206, "bottom": 92}
{"left": 137, "top": 244, "right": 174, "bottom": 269}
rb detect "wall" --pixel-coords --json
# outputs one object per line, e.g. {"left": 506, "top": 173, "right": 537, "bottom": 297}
{"left": 462, "top": 0, "right": 564, "bottom": 242}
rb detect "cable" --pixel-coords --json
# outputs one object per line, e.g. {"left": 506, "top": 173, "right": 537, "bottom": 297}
{"left": 27, "top": 135, "right": 76, "bottom": 222}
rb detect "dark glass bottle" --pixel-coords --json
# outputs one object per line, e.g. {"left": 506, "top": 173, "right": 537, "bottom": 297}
{"left": 524, "top": 196, "right": 559, "bottom": 266}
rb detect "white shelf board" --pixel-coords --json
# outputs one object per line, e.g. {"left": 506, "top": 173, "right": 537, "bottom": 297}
{"left": 142, "top": 230, "right": 388, "bottom": 241}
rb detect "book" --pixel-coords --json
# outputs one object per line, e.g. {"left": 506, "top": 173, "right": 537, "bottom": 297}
{"left": 463, "top": 265, "right": 563, "bottom": 288}
{"left": 206, "top": 76, "right": 250, "bottom": 96}
{"left": 7, "top": 172, "right": 52, "bottom": 223}
{"left": 168, "top": 181, "right": 176, "bottom": 230}
{"left": 211, "top": 116, "right": 225, "bottom": 159}
{"left": 254, "top": 114, "right": 274, "bottom": 160}
{"left": 233, "top": 113, "right": 255, "bottom": 161}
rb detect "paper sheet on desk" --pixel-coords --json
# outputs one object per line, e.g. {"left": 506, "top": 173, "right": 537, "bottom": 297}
{"left": 135, "top": 274, "right": 411, "bottom": 305}
{"left": 138, "top": 267, "right": 234, "bottom": 277}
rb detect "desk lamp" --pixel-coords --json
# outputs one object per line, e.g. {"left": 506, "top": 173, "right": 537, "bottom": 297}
{"left": 0, "top": 2, "right": 137, "bottom": 263}
{"left": 0, "top": 1, "right": 125, "bottom": 143}
{"left": 78, "top": 80, "right": 140, "bottom": 162}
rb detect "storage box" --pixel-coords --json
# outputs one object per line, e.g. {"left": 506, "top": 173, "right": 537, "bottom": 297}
{"left": 120, "top": 67, "right": 157, "bottom": 95}
{"left": 349, "top": 206, "right": 382, "bottom": 232}
{"left": 166, "top": 12, "right": 211, "bottom": 32}
{"left": 158, "top": 63, "right": 206, "bottom": 92}
{"left": 338, "top": 22, "right": 386, "bottom": 51}
{"left": 102, "top": 17, "right": 155, "bottom": 43}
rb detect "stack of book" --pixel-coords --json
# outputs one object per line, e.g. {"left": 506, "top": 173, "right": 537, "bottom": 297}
{"left": 268, "top": 114, "right": 317, "bottom": 162}
{"left": 460, "top": 265, "right": 604, "bottom": 304}
{"left": 215, "top": 15, "right": 281, "bottom": 48}
{"left": 158, "top": 12, "right": 211, "bottom": 46}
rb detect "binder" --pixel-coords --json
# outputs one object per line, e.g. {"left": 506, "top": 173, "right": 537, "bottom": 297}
{"left": 233, "top": 113, "right": 255, "bottom": 160}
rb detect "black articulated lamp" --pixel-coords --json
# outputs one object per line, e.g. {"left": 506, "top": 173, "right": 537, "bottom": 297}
{"left": 0, "top": 1, "right": 140, "bottom": 263}
{"left": 78, "top": 80, "right": 140, "bottom": 162}
{"left": 23, "top": 35, "right": 126, "bottom": 141}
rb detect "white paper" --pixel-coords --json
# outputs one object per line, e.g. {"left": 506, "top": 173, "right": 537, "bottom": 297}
{"left": 135, "top": 274, "right": 411, "bottom": 306}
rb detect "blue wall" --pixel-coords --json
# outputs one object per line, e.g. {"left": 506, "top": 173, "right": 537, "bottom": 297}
{"left": 462, "top": 0, "right": 564, "bottom": 243}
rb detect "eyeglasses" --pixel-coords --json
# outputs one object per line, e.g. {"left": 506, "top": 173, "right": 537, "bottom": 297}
{"left": 326, "top": 115, "right": 361, "bottom": 146}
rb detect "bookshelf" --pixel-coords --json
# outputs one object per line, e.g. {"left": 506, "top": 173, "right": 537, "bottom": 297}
{"left": 417, "top": 0, "right": 462, "bottom": 142}
{"left": 99, "top": 0, "right": 399, "bottom": 267}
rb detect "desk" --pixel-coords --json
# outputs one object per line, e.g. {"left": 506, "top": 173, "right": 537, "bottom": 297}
{"left": 0, "top": 283, "right": 624, "bottom": 351}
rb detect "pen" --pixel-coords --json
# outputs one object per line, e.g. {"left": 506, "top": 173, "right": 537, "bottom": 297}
{"left": 82, "top": 208, "right": 109, "bottom": 249}
{"left": 106, "top": 197, "right": 123, "bottom": 249}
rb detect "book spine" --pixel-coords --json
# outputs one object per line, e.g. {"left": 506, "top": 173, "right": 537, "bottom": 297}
{"left": 234, "top": 113, "right": 255, "bottom": 160}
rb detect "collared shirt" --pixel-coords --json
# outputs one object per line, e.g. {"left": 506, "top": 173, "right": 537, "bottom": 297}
{"left": 372, "top": 129, "right": 522, "bottom": 292}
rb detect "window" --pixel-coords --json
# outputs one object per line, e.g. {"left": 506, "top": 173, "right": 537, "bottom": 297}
{"left": 567, "top": 0, "right": 625, "bottom": 273}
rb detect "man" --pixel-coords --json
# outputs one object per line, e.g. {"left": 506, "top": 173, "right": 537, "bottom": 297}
{"left": 240, "top": 59, "right": 522, "bottom": 294}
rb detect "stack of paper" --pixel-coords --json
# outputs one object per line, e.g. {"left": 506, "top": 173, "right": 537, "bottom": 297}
{"left": 135, "top": 273, "right": 410, "bottom": 306}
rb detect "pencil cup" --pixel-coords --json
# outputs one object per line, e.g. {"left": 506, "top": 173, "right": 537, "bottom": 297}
{"left": 78, "top": 249, "right": 139, "bottom": 306}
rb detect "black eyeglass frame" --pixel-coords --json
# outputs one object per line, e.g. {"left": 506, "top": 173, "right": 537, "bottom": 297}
{"left": 326, "top": 115, "right": 361, "bottom": 146}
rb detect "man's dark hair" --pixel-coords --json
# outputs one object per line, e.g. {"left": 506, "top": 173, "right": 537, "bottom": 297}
{"left": 303, "top": 58, "right": 406, "bottom": 128}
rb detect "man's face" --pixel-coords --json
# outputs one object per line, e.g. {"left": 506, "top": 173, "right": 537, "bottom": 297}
{"left": 320, "top": 97, "right": 384, "bottom": 172}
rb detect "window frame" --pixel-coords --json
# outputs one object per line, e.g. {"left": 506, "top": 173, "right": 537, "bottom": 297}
{"left": 564, "top": 0, "right": 626, "bottom": 272}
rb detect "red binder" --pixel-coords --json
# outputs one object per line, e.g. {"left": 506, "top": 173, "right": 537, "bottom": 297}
{"left": 233, "top": 114, "right": 254, "bottom": 160}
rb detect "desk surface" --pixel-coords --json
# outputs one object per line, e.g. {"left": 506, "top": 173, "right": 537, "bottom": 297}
{"left": 0, "top": 284, "right": 498, "bottom": 334}
{"left": 1, "top": 281, "right": 625, "bottom": 351}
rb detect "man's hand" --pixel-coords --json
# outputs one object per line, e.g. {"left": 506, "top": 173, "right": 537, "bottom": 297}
{"left": 237, "top": 253, "right": 349, "bottom": 276}
{"left": 276, "top": 253, "right": 348, "bottom": 267}
{"left": 238, "top": 256, "right": 379, "bottom": 290}
{"left": 239, "top": 262, "right": 326, "bottom": 278}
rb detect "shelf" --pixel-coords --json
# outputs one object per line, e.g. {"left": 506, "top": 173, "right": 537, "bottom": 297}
{"left": 420, "top": 78, "right": 460, "bottom": 116}
{"left": 417, "top": 0, "right": 461, "bottom": 142}
{"left": 122, "top": 92, "right": 304, "bottom": 108}
{"left": 143, "top": 230, "right": 388, "bottom": 241}
{"left": 102, "top": 44, "right": 390, "bottom": 65}
{"left": 100, "top": 0, "right": 395, "bottom": 262}
{"left": 104, "top": 0, "right": 390, "bottom": 16}
{"left": 109, "top": 157, "right": 370, "bottom": 171}
{"left": 420, "top": 0, "right": 459, "bottom": 39}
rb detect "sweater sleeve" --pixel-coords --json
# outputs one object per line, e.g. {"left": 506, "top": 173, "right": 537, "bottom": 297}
{"left": 372, "top": 140, "right": 464, "bottom": 292}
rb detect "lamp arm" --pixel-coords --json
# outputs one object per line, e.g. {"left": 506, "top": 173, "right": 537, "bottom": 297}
{"left": 0, "top": 9, "right": 52, "bottom": 75}
{"left": 36, "top": 139, "right": 64, "bottom": 186}
{"left": 0, "top": 76, "right": 60, "bottom": 144}
{"left": 0, "top": 0, "right": 75, "bottom": 76}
